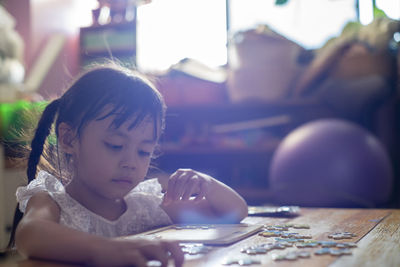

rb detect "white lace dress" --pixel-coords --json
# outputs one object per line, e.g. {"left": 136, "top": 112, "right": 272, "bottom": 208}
{"left": 16, "top": 171, "right": 172, "bottom": 238}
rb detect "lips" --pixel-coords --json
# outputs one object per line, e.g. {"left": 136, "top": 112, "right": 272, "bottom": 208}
{"left": 111, "top": 178, "right": 133, "bottom": 184}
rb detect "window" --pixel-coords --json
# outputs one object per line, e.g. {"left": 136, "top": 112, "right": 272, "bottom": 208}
{"left": 136, "top": 0, "right": 227, "bottom": 72}
{"left": 229, "top": 0, "right": 356, "bottom": 49}
{"left": 136, "top": 0, "right": 399, "bottom": 72}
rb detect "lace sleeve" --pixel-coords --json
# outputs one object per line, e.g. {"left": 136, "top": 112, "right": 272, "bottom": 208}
{"left": 16, "top": 171, "right": 64, "bottom": 213}
{"left": 132, "top": 178, "right": 164, "bottom": 198}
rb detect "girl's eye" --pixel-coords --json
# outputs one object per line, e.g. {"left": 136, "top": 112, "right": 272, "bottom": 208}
{"left": 104, "top": 142, "right": 123, "bottom": 151}
{"left": 139, "top": 150, "right": 151, "bottom": 157}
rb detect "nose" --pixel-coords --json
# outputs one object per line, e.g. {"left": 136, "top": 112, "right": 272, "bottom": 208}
{"left": 120, "top": 150, "right": 138, "bottom": 170}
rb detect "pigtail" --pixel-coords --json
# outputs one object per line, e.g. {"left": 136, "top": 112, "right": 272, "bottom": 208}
{"left": 26, "top": 99, "right": 60, "bottom": 182}
{"left": 6, "top": 99, "right": 60, "bottom": 251}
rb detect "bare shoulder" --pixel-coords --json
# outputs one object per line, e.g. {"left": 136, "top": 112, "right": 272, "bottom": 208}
{"left": 24, "top": 191, "right": 61, "bottom": 222}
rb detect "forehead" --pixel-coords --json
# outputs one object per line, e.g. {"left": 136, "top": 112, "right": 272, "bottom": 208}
{"left": 86, "top": 113, "right": 158, "bottom": 140}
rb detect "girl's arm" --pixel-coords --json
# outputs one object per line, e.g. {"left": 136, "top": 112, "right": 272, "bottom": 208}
{"left": 160, "top": 169, "right": 248, "bottom": 224}
{"left": 16, "top": 192, "right": 183, "bottom": 267}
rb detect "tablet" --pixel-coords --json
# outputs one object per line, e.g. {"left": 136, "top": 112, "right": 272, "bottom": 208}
{"left": 248, "top": 206, "right": 300, "bottom": 217}
{"left": 125, "top": 223, "right": 263, "bottom": 245}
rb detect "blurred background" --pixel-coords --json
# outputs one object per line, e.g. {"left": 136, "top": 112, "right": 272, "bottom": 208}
{"left": 0, "top": 0, "right": 399, "bottom": 249}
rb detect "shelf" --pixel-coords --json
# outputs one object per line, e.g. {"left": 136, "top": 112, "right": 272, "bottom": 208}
{"left": 164, "top": 99, "right": 335, "bottom": 126}
{"left": 166, "top": 98, "right": 322, "bottom": 110}
{"left": 80, "top": 21, "right": 137, "bottom": 67}
{"left": 160, "top": 141, "right": 280, "bottom": 155}
{"left": 80, "top": 21, "right": 136, "bottom": 30}
{"left": 80, "top": 47, "right": 136, "bottom": 56}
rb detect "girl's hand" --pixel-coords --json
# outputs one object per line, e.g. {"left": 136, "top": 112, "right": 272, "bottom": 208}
{"left": 162, "top": 168, "right": 215, "bottom": 205}
{"left": 160, "top": 168, "right": 248, "bottom": 224}
{"left": 91, "top": 238, "right": 184, "bottom": 267}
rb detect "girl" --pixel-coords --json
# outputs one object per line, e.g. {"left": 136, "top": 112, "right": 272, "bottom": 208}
{"left": 11, "top": 64, "right": 248, "bottom": 267}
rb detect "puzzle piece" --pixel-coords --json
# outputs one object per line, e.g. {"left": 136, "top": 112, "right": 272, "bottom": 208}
{"left": 280, "top": 232, "right": 301, "bottom": 238}
{"left": 240, "top": 246, "right": 268, "bottom": 255}
{"left": 297, "top": 251, "right": 312, "bottom": 258}
{"left": 275, "top": 237, "right": 305, "bottom": 243}
{"left": 296, "top": 241, "right": 319, "bottom": 248}
{"left": 336, "top": 242, "right": 357, "bottom": 248}
{"left": 222, "top": 258, "right": 261, "bottom": 265}
{"left": 181, "top": 243, "right": 212, "bottom": 255}
{"left": 274, "top": 241, "right": 293, "bottom": 247}
{"left": 258, "top": 230, "right": 283, "bottom": 237}
{"left": 329, "top": 248, "right": 352, "bottom": 256}
{"left": 292, "top": 224, "right": 310, "bottom": 229}
{"left": 263, "top": 223, "right": 311, "bottom": 231}
{"left": 240, "top": 242, "right": 292, "bottom": 255}
{"left": 222, "top": 258, "right": 238, "bottom": 265}
{"left": 328, "top": 232, "right": 357, "bottom": 240}
{"left": 264, "top": 225, "right": 290, "bottom": 231}
{"left": 269, "top": 243, "right": 287, "bottom": 250}
{"left": 272, "top": 250, "right": 311, "bottom": 261}
{"left": 315, "top": 248, "right": 352, "bottom": 256}
{"left": 281, "top": 232, "right": 312, "bottom": 239}
{"left": 319, "top": 241, "right": 339, "bottom": 247}
{"left": 315, "top": 248, "right": 332, "bottom": 255}
{"left": 238, "top": 259, "right": 261, "bottom": 266}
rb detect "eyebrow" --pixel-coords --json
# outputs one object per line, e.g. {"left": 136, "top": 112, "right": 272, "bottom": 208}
{"left": 106, "top": 129, "right": 157, "bottom": 144}
{"left": 142, "top": 139, "right": 157, "bottom": 144}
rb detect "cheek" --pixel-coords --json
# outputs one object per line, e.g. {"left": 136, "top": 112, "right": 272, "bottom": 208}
{"left": 77, "top": 144, "right": 118, "bottom": 174}
{"left": 139, "top": 158, "right": 152, "bottom": 175}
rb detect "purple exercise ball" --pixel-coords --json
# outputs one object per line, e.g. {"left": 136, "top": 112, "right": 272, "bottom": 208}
{"left": 269, "top": 119, "right": 393, "bottom": 207}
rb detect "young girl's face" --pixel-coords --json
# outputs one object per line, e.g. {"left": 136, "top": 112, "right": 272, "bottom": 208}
{"left": 69, "top": 113, "right": 158, "bottom": 200}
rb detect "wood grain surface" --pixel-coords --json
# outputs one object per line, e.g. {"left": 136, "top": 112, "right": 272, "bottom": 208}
{"left": 1, "top": 208, "right": 398, "bottom": 267}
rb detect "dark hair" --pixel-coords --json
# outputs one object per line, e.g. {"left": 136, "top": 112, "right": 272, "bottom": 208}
{"left": 7, "top": 63, "right": 166, "bottom": 249}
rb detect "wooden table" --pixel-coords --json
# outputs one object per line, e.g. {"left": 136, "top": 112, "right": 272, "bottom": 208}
{"left": 2, "top": 208, "right": 399, "bottom": 267}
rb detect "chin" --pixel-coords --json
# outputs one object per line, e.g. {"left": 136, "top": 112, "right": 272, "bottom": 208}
{"left": 106, "top": 186, "right": 135, "bottom": 200}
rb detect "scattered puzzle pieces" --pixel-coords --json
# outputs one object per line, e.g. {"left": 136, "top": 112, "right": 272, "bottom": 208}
{"left": 226, "top": 224, "right": 358, "bottom": 264}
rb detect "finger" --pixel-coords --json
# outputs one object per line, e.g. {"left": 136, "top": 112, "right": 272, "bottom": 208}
{"left": 128, "top": 250, "right": 148, "bottom": 267}
{"left": 157, "top": 175, "right": 169, "bottom": 193}
{"left": 194, "top": 179, "right": 207, "bottom": 202}
{"left": 139, "top": 245, "right": 169, "bottom": 267}
{"left": 162, "top": 241, "right": 184, "bottom": 267}
{"left": 194, "top": 191, "right": 206, "bottom": 202}
{"left": 165, "top": 171, "right": 179, "bottom": 202}
{"left": 168, "top": 170, "right": 190, "bottom": 201}
{"left": 173, "top": 172, "right": 192, "bottom": 201}
{"left": 182, "top": 176, "right": 200, "bottom": 201}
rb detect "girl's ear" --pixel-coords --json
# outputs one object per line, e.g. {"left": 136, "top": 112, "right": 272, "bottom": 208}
{"left": 58, "top": 122, "right": 76, "bottom": 154}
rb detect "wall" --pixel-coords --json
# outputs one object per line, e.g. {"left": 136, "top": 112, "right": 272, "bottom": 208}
{"left": 3, "top": 0, "right": 94, "bottom": 98}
